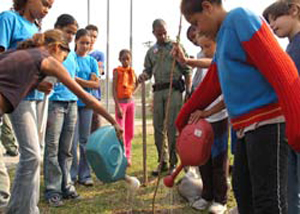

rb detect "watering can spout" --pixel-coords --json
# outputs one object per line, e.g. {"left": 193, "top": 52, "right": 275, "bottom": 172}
{"left": 163, "top": 119, "right": 214, "bottom": 188}
{"left": 163, "top": 164, "right": 184, "bottom": 188}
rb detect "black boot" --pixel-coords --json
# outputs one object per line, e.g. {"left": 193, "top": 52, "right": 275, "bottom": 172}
{"left": 151, "top": 162, "right": 168, "bottom": 176}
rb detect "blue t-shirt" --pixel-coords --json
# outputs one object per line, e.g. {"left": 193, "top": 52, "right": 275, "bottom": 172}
{"left": 0, "top": 10, "right": 43, "bottom": 101}
{"left": 89, "top": 50, "right": 105, "bottom": 100}
{"left": 76, "top": 54, "right": 100, "bottom": 107}
{"left": 50, "top": 52, "right": 79, "bottom": 101}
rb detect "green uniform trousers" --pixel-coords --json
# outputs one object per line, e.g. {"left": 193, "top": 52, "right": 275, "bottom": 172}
{"left": 153, "top": 89, "right": 182, "bottom": 166}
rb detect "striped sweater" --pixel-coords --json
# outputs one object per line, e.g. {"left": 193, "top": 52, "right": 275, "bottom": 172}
{"left": 176, "top": 8, "right": 300, "bottom": 151}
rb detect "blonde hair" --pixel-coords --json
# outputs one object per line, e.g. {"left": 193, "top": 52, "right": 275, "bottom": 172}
{"left": 17, "top": 29, "right": 69, "bottom": 51}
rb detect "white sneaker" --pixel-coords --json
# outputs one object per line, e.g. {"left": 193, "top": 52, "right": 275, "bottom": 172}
{"left": 208, "top": 202, "right": 227, "bottom": 214}
{"left": 192, "top": 198, "right": 210, "bottom": 210}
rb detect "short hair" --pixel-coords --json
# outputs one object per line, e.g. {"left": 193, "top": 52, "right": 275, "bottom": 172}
{"left": 263, "top": 1, "right": 290, "bottom": 23}
{"left": 119, "top": 49, "right": 132, "bottom": 58}
{"left": 13, "top": 0, "right": 28, "bottom": 13}
{"left": 86, "top": 24, "right": 98, "bottom": 32}
{"left": 54, "top": 14, "right": 78, "bottom": 29}
{"left": 152, "top": 19, "right": 166, "bottom": 30}
{"left": 181, "top": 0, "right": 222, "bottom": 19}
{"left": 187, "top": 25, "right": 197, "bottom": 42}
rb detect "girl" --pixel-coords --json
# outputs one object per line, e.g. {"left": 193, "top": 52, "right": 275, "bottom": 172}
{"left": 112, "top": 49, "right": 138, "bottom": 166}
{"left": 0, "top": 29, "right": 122, "bottom": 213}
{"left": 0, "top": 0, "right": 54, "bottom": 213}
{"left": 43, "top": 14, "right": 79, "bottom": 207}
{"left": 71, "top": 29, "right": 100, "bottom": 186}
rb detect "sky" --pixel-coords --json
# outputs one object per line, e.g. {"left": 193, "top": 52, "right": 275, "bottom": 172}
{"left": 1, "top": 0, "right": 286, "bottom": 78}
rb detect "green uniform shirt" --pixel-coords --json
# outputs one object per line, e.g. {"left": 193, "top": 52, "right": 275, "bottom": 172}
{"left": 143, "top": 40, "right": 191, "bottom": 84}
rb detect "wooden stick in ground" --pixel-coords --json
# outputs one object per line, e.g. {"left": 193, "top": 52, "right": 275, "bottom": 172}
{"left": 142, "top": 81, "right": 148, "bottom": 185}
{"left": 152, "top": 15, "right": 183, "bottom": 214}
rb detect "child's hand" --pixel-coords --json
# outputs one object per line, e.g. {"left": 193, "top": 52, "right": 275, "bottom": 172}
{"left": 188, "top": 110, "right": 210, "bottom": 124}
{"left": 171, "top": 43, "right": 186, "bottom": 65}
{"left": 37, "top": 81, "right": 53, "bottom": 94}
{"left": 113, "top": 123, "right": 123, "bottom": 142}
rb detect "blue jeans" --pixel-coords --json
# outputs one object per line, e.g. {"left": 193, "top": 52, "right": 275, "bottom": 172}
{"left": 8, "top": 101, "right": 42, "bottom": 214}
{"left": 0, "top": 116, "right": 10, "bottom": 210}
{"left": 287, "top": 147, "right": 300, "bottom": 214}
{"left": 44, "top": 101, "right": 77, "bottom": 199}
{"left": 71, "top": 107, "right": 93, "bottom": 183}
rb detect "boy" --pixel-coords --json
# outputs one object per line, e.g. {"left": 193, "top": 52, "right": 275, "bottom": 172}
{"left": 263, "top": 1, "right": 300, "bottom": 214}
{"left": 85, "top": 24, "right": 105, "bottom": 132}
{"left": 175, "top": 0, "right": 300, "bottom": 213}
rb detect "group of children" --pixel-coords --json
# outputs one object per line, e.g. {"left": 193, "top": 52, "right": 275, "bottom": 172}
{"left": 173, "top": 0, "right": 300, "bottom": 213}
{"left": 0, "top": 0, "right": 137, "bottom": 213}
{"left": 1, "top": 0, "right": 300, "bottom": 213}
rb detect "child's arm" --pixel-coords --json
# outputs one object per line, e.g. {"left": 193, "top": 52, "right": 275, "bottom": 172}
{"left": 171, "top": 44, "right": 212, "bottom": 68}
{"left": 41, "top": 56, "right": 123, "bottom": 138}
{"left": 75, "top": 75, "right": 99, "bottom": 89}
{"left": 112, "top": 69, "right": 122, "bottom": 119}
{"left": 175, "top": 63, "right": 222, "bottom": 132}
{"left": 133, "top": 72, "right": 139, "bottom": 94}
{"left": 237, "top": 11, "right": 300, "bottom": 151}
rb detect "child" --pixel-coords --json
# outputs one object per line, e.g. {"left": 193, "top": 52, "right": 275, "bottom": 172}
{"left": 175, "top": 0, "right": 300, "bottom": 213}
{"left": 71, "top": 29, "right": 100, "bottom": 187}
{"left": 112, "top": 49, "right": 138, "bottom": 166}
{"left": 0, "top": 29, "right": 122, "bottom": 212}
{"left": 187, "top": 34, "right": 229, "bottom": 214}
{"left": 263, "top": 1, "right": 300, "bottom": 213}
{"left": 85, "top": 24, "right": 105, "bottom": 132}
{"left": 43, "top": 14, "right": 79, "bottom": 207}
{"left": 0, "top": 0, "right": 54, "bottom": 213}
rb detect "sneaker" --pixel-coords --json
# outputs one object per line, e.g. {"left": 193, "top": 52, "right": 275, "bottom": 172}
{"left": 192, "top": 198, "right": 210, "bottom": 210}
{"left": 151, "top": 162, "right": 168, "bottom": 176}
{"left": 78, "top": 179, "right": 94, "bottom": 187}
{"left": 208, "top": 202, "right": 227, "bottom": 214}
{"left": 48, "top": 195, "right": 64, "bottom": 207}
{"left": 63, "top": 191, "right": 82, "bottom": 200}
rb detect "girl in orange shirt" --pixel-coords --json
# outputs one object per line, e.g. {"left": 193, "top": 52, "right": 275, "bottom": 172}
{"left": 113, "top": 49, "right": 138, "bottom": 166}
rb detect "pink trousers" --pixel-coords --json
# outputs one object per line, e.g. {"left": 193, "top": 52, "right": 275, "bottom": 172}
{"left": 115, "top": 100, "right": 135, "bottom": 164}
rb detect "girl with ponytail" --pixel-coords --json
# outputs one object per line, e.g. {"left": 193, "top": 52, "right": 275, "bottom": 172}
{"left": 0, "top": 0, "right": 54, "bottom": 213}
{"left": 0, "top": 30, "right": 122, "bottom": 212}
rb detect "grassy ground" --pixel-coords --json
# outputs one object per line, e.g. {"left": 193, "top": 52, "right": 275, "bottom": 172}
{"left": 10, "top": 134, "right": 236, "bottom": 214}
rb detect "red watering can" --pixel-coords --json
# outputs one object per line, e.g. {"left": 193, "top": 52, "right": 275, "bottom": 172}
{"left": 164, "top": 119, "right": 214, "bottom": 187}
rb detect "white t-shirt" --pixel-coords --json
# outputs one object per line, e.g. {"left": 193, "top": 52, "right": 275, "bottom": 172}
{"left": 193, "top": 53, "right": 228, "bottom": 123}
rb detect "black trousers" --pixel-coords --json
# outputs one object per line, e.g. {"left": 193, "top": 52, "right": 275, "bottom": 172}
{"left": 232, "top": 123, "right": 288, "bottom": 214}
{"left": 199, "top": 118, "right": 229, "bottom": 205}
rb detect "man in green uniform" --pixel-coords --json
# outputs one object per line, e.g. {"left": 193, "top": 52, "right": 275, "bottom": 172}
{"left": 138, "top": 19, "right": 192, "bottom": 175}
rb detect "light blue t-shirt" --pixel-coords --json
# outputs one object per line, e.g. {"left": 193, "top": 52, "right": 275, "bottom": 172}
{"left": 76, "top": 54, "right": 100, "bottom": 107}
{"left": 0, "top": 10, "right": 43, "bottom": 101}
{"left": 50, "top": 52, "right": 79, "bottom": 101}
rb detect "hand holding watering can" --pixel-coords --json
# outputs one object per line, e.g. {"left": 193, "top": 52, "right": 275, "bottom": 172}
{"left": 164, "top": 119, "right": 214, "bottom": 187}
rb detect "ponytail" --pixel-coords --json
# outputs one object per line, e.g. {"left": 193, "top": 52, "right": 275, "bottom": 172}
{"left": 17, "top": 29, "right": 70, "bottom": 51}
{"left": 17, "top": 33, "right": 45, "bottom": 49}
